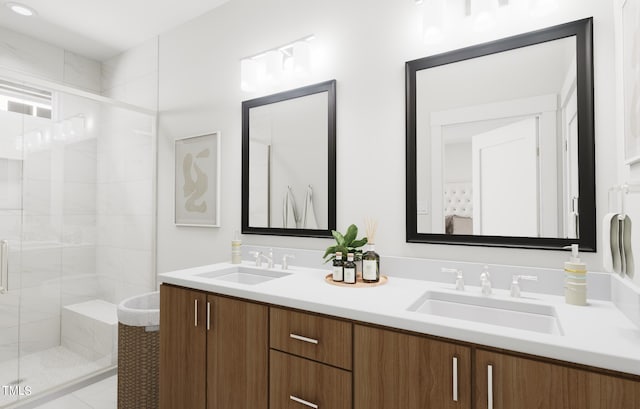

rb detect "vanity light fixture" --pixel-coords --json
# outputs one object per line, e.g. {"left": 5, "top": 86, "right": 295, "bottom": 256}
{"left": 240, "top": 35, "right": 315, "bottom": 92}
{"left": 529, "top": 0, "right": 558, "bottom": 17}
{"left": 472, "top": 0, "right": 499, "bottom": 31}
{"left": 415, "top": 0, "right": 560, "bottom": 42}
{"left": 5, "top": 2, "right": 36, "bottom": 16}
{"left": 421, "top": 0, "right": 445, "bottom": 44}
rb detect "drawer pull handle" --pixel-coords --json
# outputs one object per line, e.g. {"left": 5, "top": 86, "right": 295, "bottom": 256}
{"left": 194, "top": 299, "right": 198, "bottom": 327}
{"left": 452, "top": 356, "right": 458, "bottom": 402}
{"left": 488, "top": 364, "right": 494, "bottom": 409}
{"left": 206, "top": 301, "right": 211, "bottom": 331}
{"left": 289, "top": 333, "right": 319, "bottom": 345}
{"left": 290, "top": 395, "right": 318, "bottom": 409}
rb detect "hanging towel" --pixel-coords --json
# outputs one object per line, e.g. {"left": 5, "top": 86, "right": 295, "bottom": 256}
{"left": 283, "top": 187, "right": 299, "bottom": 228}
{"left": 602, "top": 213, "right": 618, "bottom": 273}
{"left": 301, "top": 185, "right": 318, "bottom": 229}
{"left": 621, "top": 214, "right": 635, "bottom": 278}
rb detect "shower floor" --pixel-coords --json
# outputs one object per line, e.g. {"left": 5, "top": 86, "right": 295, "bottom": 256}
{"left": 0, "top": 346, "right": 112, "bottom": 407}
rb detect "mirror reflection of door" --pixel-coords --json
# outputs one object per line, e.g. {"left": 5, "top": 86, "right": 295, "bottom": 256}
{"left": 471, "top": 117, "right": 539, "bottom": 236}
{"left": 417, "top": 35, "right": 576, "bottom": 239}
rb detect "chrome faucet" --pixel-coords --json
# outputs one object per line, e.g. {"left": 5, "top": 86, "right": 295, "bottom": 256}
{"left": 442, "top": 267, "right": 465, "bottom": 291}
{"left": 510, "top": 275, "right": 538, "bottom": 297}
{"left": 250, "top": 249, "right": 274, "bottom": 268}
{"left": 249, "top": 251, "right": 263, "bottom": 267}
{"left": 480, "top": 265, "right": 492, "bottom": 296}
{"left": 281, "top": 254, "right": 295, "bottom": 270}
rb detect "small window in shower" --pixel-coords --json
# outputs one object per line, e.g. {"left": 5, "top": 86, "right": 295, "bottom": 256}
{"left": 0, "top": 79, "right": 53, "bottom": 119}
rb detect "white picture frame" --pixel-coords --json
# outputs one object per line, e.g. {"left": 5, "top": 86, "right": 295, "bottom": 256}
{"left": 622, "top": 0, "right": 640, "bottom": 164}
{"left": 174, "top": 132, "right": 221, "bottom": 227}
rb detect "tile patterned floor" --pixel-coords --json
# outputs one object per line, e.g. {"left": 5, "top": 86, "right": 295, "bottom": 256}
{"left": 31, "top": 376, "right": 116, "bottom": 409}
{"left": 0, "top": 346, "right": 112, "bottom": 408}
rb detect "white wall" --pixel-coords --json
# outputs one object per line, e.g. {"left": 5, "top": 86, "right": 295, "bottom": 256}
{"left": 156, "top": 0, "right": 616, "bottom": 274}
{"left": 614, "top": 0, "right": 640, "bottom": 287}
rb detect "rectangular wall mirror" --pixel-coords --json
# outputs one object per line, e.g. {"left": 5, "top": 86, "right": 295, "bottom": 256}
{"left": 242, "top": 80, "right": 336, "bottom": 237}
{"left": 406, "top": 18, "right": 595, "bottom": 250}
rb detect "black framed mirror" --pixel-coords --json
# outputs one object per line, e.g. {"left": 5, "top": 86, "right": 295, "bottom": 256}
{"left": 406, "top": 18, "right": 595, "bottom": 251}
{"left": 242, "top": 80, "right": 337, "bottom": 238}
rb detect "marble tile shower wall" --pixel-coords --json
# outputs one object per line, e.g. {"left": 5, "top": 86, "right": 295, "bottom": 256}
{"left": 0, "top": 27, "right": 101, "bottom": 92}
{"left": 0, "top": 26, "right": 157, "bottom": 365}
{"left": 97, "top": 37, "right": 158, "bottom": 303}
{"left": 96, "top": 106, "right": 154, "bottom": 304}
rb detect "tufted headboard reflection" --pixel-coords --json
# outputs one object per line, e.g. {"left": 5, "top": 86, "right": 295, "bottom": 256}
{"left": 443, "top": 183, "right": 473, "bottom": 217}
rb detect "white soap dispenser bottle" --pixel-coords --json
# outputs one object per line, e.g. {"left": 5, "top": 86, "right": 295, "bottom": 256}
{"left": 231, "top": 230, "right": 242, "bottom": 264}
{"left": 564, "top": 244, "right": 587, "bottom": 306}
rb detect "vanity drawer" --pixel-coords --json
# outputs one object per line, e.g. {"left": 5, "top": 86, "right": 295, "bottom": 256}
{"left": 270, "top": 350, "right": 352, "bottom": 409}
{"left": 270, "top": 307, "right": 352, "bottom": 370}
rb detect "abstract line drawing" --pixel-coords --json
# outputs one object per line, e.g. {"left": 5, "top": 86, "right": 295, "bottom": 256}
{"left": 175, "top": 133, "right": 220, "bottom": 227}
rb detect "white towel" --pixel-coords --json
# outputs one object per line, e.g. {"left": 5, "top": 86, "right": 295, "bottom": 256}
{"left": 283, "top": 187, "right": 298, "bottom": 228}
{"left": 301, "top": 185, "right": 318, "bottom": 229}
{"left": 602, "top": 213, "right": 617, "bottom": 273}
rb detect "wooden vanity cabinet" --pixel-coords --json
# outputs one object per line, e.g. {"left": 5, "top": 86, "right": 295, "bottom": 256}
{"left": 354, "top": 324, "right": 472, "bottom": 409}
{"left": 269, "top": 307, "right": 353, "bottom": 409}
{"left": 474, "top": 349, "right": 640, "bottom": 409}
{"left": 159, "top": 285, "right": 206, "bottom": 409}
{"left": 159, "top": 284, "right": 268, "bottom": 409}
{"left": 161, "top": 284, "right": 640, "bottom": 409}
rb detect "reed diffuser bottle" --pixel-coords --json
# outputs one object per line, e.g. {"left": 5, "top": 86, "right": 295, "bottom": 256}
{"left": 362, "top": 218, "right": 380, "bottom": 283}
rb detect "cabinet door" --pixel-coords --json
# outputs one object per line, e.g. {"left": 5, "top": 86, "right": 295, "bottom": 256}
{"left": 475, "top": 349, "right": 640, "bottom": 409}
{"left": 354, "top": 325, "right": 471, "bottom": 409}
{"left": 160, "top": 285, "right": 207, "bottom": 409}
{"left": 207, "top": 295, "right": 268, "bottom": 409}
{"left": 270, "top": 350, "right": 352, "bottom": 409}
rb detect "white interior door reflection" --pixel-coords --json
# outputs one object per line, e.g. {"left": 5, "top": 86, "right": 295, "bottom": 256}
{"left": 472, "top": 117, "right": 539, "bottom": 236}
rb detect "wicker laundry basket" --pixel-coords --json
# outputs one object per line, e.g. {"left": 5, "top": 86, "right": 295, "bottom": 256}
{"left": 117, "top": 291, "right": 160, "bottom": 409}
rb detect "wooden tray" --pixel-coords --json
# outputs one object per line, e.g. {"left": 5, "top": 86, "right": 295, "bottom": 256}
{"left": 324, "top": 273, "right": 388, "bottom": 288}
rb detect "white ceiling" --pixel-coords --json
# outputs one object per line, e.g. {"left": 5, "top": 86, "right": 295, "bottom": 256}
{"left": 0, "top": 0, "right": 230, "bottom": 61}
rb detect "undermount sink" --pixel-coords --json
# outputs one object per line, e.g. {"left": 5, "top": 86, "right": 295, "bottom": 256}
{"left": 407, "top": 290, "right": 563, "bottom": 336}
{"left": 195, "top": 266, "right": 291, "bottom": 285}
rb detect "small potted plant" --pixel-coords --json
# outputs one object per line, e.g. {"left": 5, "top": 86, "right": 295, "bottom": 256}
{"left": 323, "top": 224, "right": 368, "bottom": 271}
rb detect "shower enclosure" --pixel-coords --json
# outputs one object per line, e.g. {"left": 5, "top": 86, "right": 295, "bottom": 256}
{"left": 0, "top": 76, "right": 156, "bottom": 406}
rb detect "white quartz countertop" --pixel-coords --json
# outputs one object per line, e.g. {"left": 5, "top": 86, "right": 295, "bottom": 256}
{"left": 159, "top": 261, "right": 640, "bottom": 376}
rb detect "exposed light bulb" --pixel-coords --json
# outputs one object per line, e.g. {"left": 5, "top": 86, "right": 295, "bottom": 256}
{"left": 5, "top": 2, "right": 36, "bottom": 16}
{"left": 422, "top": 0, "right": 445, "bottom": 45}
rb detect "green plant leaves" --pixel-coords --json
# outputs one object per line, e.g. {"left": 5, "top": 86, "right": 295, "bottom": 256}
{"left": 343, "top": 224, "right": 357, "bottom": 244}
{"left": 351, "top": 237, "right": 368, "bottom": 248}
{"left": 323, "top": 224, "right": 368, "bottom": 262}
{"left": 332, "top": 230, "right": 345, "bottom": 246}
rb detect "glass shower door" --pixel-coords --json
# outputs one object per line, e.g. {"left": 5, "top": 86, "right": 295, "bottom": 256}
{"left": 0, "top": 108, "right": 24, "bottom": 406}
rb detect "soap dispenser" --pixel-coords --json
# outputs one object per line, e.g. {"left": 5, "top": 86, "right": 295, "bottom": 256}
{"left": 231, "top": 230, "right": 242, "bottom": 264}
{"left": 564, "top": 244, "right": 587, "bottom": 306}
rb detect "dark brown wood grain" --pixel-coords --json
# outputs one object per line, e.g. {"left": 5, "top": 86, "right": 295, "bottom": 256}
{"left": 207, "top": 295, "right": 268, "bottom": 409}
{"left": 160, "top": 284, "right": 207, "bottom": 409}
{"left": 270, "top": 306, "right": 353, "bottom": 370}
{"left": 475, "top": 348, "right": 640, "bottom": 409}
{"left": 270, "top": 349, "right": 352, "bottom": 409}
{"left": 354, "top": 324, "right": 471, "bottom": 409}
